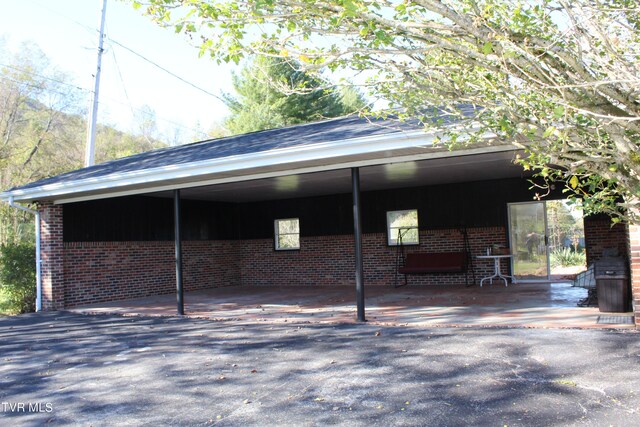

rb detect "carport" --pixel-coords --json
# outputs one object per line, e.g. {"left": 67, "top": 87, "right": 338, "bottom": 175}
{"left": 1, "top": 114, "right": 636, "bottom": 326}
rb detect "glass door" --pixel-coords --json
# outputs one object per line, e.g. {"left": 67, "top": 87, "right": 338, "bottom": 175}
{"left": 546, "top": 200, "right": 587, "bottom": 278}
{"left": 508, "top": 202, "right": 549, "bottom": 281}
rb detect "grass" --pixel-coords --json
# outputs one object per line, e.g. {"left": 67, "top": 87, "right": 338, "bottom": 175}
{"left": 513, "top": 260, "right": 547, "bottom": 277}
{"left": 0, "top": 287, "right": 15, "bottom": 317}
{"left": 514, "top": 249, "right": 586, "bottom": 278}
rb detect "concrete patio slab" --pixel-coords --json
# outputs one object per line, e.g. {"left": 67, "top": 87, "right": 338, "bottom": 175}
{"left": 70, "top": 283, "right": 636, "bottom": 329}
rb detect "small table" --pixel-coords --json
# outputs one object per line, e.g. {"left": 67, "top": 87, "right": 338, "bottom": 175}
{"left": 477, "top": 255, "right": 515, "bottom": 287}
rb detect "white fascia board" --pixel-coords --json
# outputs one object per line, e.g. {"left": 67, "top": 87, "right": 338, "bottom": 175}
{"left": 1, "top": 127, "right": 496, "bottom": 203}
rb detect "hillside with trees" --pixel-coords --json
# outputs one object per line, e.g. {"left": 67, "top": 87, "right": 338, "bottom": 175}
{"left": 0, "top": 44, "right": 167, "bottom": 245}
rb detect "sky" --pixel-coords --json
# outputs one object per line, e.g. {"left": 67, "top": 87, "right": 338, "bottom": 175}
{"left": 0, "top": 0, "right": 234, "bottom": 143}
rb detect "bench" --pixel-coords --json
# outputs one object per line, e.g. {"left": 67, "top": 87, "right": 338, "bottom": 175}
{"left": 396, "top": 251, "right": 468, "bottom": 287}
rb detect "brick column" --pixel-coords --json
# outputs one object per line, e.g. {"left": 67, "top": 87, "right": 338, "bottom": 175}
{"left": 584, "top": 218, "right": 627, "bottom": 264}
{"left": 39, "top": 202, "right": 64, "bottom": 310}
{"left": 628, "top": 223, "right": 640, "bottom": 327}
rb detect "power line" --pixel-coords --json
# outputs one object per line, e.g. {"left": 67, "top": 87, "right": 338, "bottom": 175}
{"left": 107, "top": 38, "right": 226, "bottom": 103}
{"left": 0, "top": 63, "right": 88, "bottom": 92}
{"left": 0, "top": 74, "right": 209, "bottom": 142}
{"left": 108, "top": 44, "right": 210, "bottom": 142}
{"left": 92, "top": 91, "right": 212, "bottom": 141}
{"left": 23, "top": 0, "right": 223, "bottom": 106}
{"left": 0, "top": 75, "right": 85, "bottom": 100}
{"left": 24, "top": 0, "right": 96, "bottom": 36}
{"left": 109, "top": 37, "right": 137, "bottom": 119}
{"left": 14, "top": 0, "right": 219, "bottom": 141}
{"left": 100, "top": 34, "right": 210, "bottom": 140}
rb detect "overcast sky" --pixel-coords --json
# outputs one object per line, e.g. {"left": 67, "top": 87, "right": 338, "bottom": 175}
{"left": 0, "top": 0, "right": 234, "bottom": 143}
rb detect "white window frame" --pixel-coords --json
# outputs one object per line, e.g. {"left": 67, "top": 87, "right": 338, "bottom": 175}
{"left": 387, "top": 209, "right": 419, "bottom": 246}
{"left": 274, "top": 218, "right": 300, "bottom": 250}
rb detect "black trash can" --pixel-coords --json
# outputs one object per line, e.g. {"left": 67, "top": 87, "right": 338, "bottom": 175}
{"left": 594, "top": 258, "right": 630, "bottom": 313}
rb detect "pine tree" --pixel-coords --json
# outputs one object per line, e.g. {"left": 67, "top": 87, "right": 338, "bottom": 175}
{"left": 223, "top": 56, "right": 366, "bottom": 134}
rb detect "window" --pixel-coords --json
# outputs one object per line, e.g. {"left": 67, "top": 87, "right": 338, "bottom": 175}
{"left": 387, "top": 209, "right": 419, "bottom": 246}
{"left": 274, "top": 218, "right": 300, "bottom": 250}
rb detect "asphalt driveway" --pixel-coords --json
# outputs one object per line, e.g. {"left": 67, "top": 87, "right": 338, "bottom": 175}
{"left": 1, "top": 312, "right": 639, "bottom": 426}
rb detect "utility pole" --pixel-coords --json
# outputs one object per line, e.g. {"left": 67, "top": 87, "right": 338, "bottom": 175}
{"left": 85, "top": 0, "right": 108, "bottom": 167}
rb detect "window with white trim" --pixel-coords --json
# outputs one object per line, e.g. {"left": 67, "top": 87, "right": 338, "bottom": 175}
{"left": 387, "top": 209, "right": 419, "bottom": 246}
{"left": 274, "top": 218, "right": 300, "bottom": 250}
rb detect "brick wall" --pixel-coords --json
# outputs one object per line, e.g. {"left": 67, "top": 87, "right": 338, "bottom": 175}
{"left": 239, "top": 235, "right": 355, "bottom": 287}
{"left": 627, "top": 224, "right": 639, "bottom": 326}
{"left": 239, "top": 227, "right": 508, "bottom": 287}
{"left": 584, "top": 218, "right": 628, "bottom": 264}
{"left": 61, "top": 241, "right": 241, "bottom": 307}
{"left": 39, "top": 202, "right": 64, "bottom": 310}
{"left": 46, "top": 225, "right": 508, "bottom": 308}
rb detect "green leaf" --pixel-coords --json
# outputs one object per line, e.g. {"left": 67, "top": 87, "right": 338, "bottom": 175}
{"left": 482, "top": 42, "right": 493, "bottom": 54}
{"left": 542, "top": 126, "right": 556, "bottom": 138}
{"left": 553, "top": 106, "right": 564, "bottom": 119}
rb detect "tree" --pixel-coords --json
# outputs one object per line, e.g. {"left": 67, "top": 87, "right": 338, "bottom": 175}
{"left": 0, "top": 44, "right": 168, "bottom": 244}
{"left": 223, "top": 56, "right": 366, "bottom": 134}
{"left": 0, "top": 44, "right": 83, "bottom": 184}
{"left": 0, "top": 44, "right": 84, "bottom": 244}
{"left": 0, "top": 243, "right": 36, "bottom": 314}
{"left": 132, "top": 0, "right": 640, "bottom": 222}
{"left": 135, "top": 104, "right": 159, "bottom": 143}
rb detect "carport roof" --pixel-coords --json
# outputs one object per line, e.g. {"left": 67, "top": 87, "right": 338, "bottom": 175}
{"left": 16, "top": 114, "right": 420, "bottom": 191}
{"left": 1, "top": 108, "right": 519, "bottom": 204}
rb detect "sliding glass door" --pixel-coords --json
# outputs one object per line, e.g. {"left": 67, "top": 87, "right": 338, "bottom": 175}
{"left": 508, "top": 200, "right": 587, "bottom": 282}
{"left": 508, "top": 202, "right": 549, "bottom": 281}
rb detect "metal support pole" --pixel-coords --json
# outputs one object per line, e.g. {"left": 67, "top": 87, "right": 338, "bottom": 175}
{"left": 34, "top": 210, "right": 42, "bottom": 311}
{"left": 351, "top": 167, "right": 366, "bottom": 322}
{"left": 174, "top": 190, "right": 184, "bottom": 315}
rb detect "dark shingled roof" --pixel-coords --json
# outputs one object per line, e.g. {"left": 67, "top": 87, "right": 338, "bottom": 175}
{"left": 9, "top": 106, "right": 477, "bottom": 192}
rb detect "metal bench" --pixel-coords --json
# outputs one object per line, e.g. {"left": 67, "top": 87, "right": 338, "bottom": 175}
{"left": 395, "top": 251, "right": 468, "bottom": 287}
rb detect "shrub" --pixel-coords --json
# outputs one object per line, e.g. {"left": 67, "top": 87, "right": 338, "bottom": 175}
{"left": 550, "top": 247, "right": 586, "bottom": 268}
{"left": 0, "top": 243, "right": 36, "bottom": 314}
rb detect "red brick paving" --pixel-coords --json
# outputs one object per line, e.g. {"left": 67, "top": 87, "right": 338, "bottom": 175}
{"left": 70, "top": 283, "right": 636, "bottom": 329}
